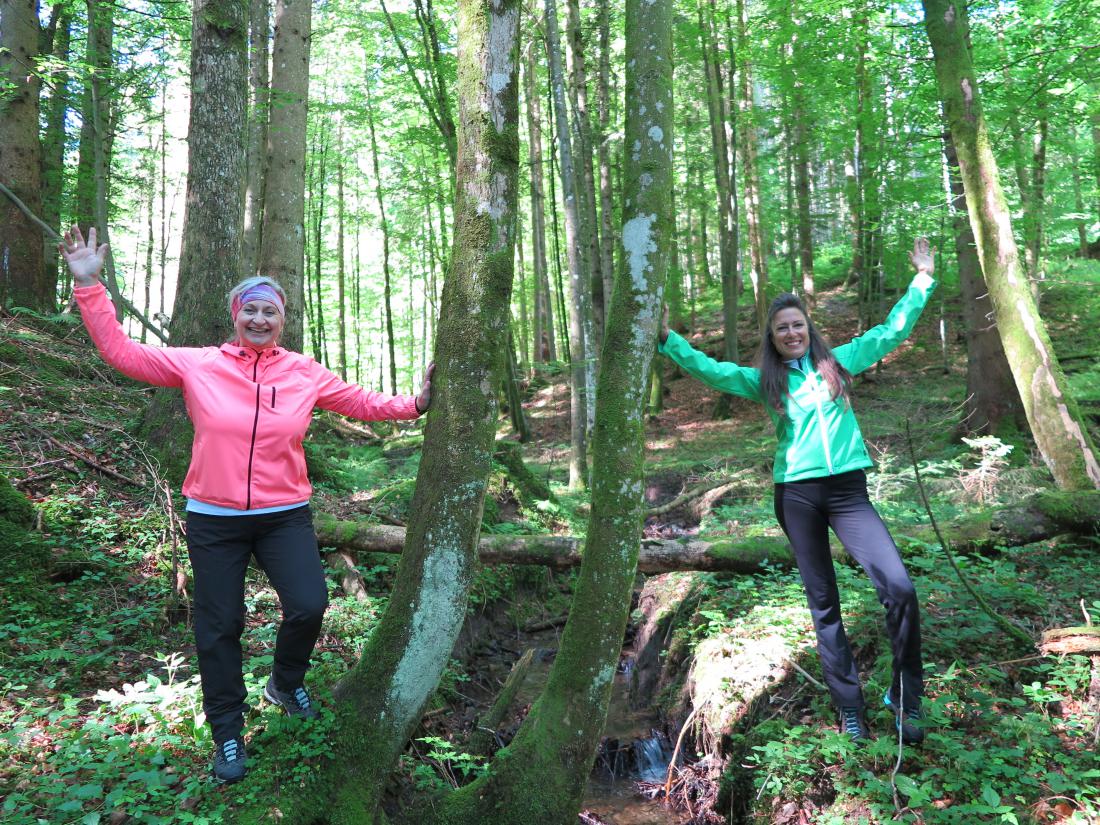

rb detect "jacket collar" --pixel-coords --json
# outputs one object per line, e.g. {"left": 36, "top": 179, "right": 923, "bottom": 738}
{"left": 219, "top": 341, "right": 288, "bottom": 364}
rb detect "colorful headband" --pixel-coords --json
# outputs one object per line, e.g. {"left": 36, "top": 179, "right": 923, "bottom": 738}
{"left": 232, "top": 285, "right": 285, "bottom": 319}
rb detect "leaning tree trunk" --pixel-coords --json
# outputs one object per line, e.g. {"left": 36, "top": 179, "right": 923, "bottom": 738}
{"left": 141, "top": 0, "right": 248, "bottom": 479}
{"left": 943, "top": 131, "right": 1023, "bottom": 436}
{"left": 0, "top": 0, "right": 48, "bottom": 311}
{"left": 258, "top": 0, "right": 310, "bottom": 352}
{"left": 427, "top": 0, "right": 671, "bottom": 819}
{"left": 922, "top": 0, "right": 1100, "bottom": 490}
{"left": 247, "top": 3, "right": 521, "bottom": 821}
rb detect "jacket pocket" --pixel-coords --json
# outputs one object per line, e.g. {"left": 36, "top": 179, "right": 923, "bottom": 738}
{"left": 271, "top": 387, "right": 277, "bottom": 409}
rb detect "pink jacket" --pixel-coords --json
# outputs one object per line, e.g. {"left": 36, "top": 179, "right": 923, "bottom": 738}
{"left": 75, "top": 283, "right": 422, "bottom": 509}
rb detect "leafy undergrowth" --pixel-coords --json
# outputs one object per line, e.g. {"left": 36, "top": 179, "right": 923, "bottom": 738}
{"left": 2, "top": 255, "right": 1099, "bottom": 824}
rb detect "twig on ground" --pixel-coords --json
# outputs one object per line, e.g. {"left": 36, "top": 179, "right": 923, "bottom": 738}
{"left": 28, "top": 425, "right": 143, "bottom": 487}
{"left": 788, "top": 660, "right": 826, "bottom": 692}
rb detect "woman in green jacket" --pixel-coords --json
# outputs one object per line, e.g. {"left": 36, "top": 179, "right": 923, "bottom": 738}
{"left": 658, "top": 238, "right": 936, "bottom": 743}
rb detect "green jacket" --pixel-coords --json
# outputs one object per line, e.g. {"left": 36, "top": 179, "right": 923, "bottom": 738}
{"left": 659, "top": 273, "right": 937, "bottom": 483}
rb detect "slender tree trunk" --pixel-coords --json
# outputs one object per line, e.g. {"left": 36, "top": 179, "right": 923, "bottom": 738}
{"left": 787, "top": 6, "right": 814, "bottom": 304}
{"left": 565, "top": 0, "right": 605, "bottom": 345}
{"left": 735, "top": 0, "right": 767, "bottom": 333}
{"left": 142, "top": 128, "right": 155, "bottom": 343}
{"left": 258, "top": 0, "right": 310, "bottom": 352}
{"left": 364, "top": 82, "right": 398, "bottom": 396}
{"left": 596, "top": 0, "right": 615, "bottom": 335}
{"left": 242, "top": 0, "right": 270, "bottom": 276}
{"left": 922, "top": 0, "right": 1100, "bottom": 490}
{"left": 255, "top": 5, "right": 520, "bottom": 820}
{"left": 76, "top": 0, "right": 113, "bottom": 233}
{"left": 504, "top": 326, "right": 531, "bottom": 440}
{"left": 516, "top": 214, "right": 530, "bottom": 369}
{"left": 547, "top": 0, "right": 594, "bottom": 489}
{"left": 39, "top": 6, "right": 70, "bottom": 292}
{"left": 142, "top": 0, "right": 247, "bottom": 476}
{"left": 0, "top": 0, "right": 48, "bottom": 311}
{"left": 429, "top": 1, "right": 671, "bottom": 818}
{"left": 524, "top": 47, "right": 555, "bottom": 363}
{"left": 1025, "top": 97, "right": 1048, "bottom": 295}
{"left": 310, "top": 125, "right": 329, "bottom": 365}
{"left": 1071, "top": 125, "right": 1089, "bottom": 257}
{"left": 336, "top": 126, "right": 347, "bottom": 382}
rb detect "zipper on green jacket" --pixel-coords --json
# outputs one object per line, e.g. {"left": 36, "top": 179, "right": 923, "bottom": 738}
{"left": 809, "top": 371, "right": 834, "bottom": 475}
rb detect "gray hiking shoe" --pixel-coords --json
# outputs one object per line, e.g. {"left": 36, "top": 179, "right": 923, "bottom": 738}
{"left": 264, "top": 676, "right": 320, "bottom": 720}
{"left": 839, "top": 706, "right": 871, "bottom": 742}
{"left": 212, "top": 737, "right": 247, "bottom": 784}
{"left": 884, "top": 692, "right": 925, "bottom": 744}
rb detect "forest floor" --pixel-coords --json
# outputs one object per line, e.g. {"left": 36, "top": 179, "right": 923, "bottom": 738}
{"left": 2, "top": 253, "right": 1100, "bottom": 825}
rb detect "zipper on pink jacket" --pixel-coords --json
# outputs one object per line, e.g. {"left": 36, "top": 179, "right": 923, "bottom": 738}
{"left": 245, "top": 359, "right": 261, "bottom": 509}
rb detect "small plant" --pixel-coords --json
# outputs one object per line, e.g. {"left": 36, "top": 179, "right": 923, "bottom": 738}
{"left": 959, "top": 435, "right": 1014, "bottom": 504}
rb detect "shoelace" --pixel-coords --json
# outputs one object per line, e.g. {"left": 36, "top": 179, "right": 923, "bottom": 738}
{"left": 222, "top": 740, "right": 241, "bottom": 763}
{"left": 293, "top": 687, "right": 311, "bottom": 710}
{"left": 840, "top": 707, "right": 863, "bottom": 737}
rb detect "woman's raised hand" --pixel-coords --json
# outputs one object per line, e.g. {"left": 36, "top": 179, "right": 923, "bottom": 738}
{"left": 59, "top": 226, "right": 108, "bottom": 287}
{"left": 909, "top": 236, "right": 935, "bottom": 275}
{"left": 415, "top": 362, "right": 436, "bottom": 413}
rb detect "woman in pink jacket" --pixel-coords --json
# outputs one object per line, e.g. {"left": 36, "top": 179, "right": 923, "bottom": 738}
{"left": 61, "top": 226, "right": 434, "bottom": 785}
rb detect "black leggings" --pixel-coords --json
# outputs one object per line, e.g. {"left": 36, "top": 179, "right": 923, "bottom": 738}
{"left": 186, "top": 505, "right": 328, "bottom": 744}
{"left": 774, "top": 470, "right": 922, "bottom": 710}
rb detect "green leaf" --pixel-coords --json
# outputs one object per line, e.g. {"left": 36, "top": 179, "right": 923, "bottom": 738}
{"left": 982, "top": 785, "right": 1001, "bottom": 807}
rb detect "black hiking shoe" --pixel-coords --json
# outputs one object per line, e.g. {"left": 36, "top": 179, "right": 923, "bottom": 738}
{"left": 212, "top": 737, "right": 247, "bottom": 784}
{"left": 884, "top": 692, "right": 925, "bottom": 744}
{"left": 264, "top": 676, "right": 320, "bottom": 720}
{"left": 838, "top": 706, "right": 871, "bottom": 742}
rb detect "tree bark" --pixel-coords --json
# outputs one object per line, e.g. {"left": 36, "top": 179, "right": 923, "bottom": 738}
{"left": 922, "top": 0, "right": 1100, "bottom": 490}
{"left": 523, "top": 46, "right": 555, "bottom": 362}
{"left": 242, "top": 0, "right": 270, "bottom": 277}
{"left": 39, "top": 6, "right": 70, "bottom": 292}
{"left": 364, "top": 82, "right": 398, "bottom": 395}
{"left": 547, "top": 0, "right": 595, "bottom": 489}
{"left": 596, "top": 0, "right": 616, "bottom": 341}
{"left": 427, "top": 1, "right": 672, "bottom": 818}
{"left": 0, "top": 0, "right": 48, "bottom": 311}
{"left": 258, "top": 0, "right": 310, "bottom": 352}
{"left": 943, "top": 131, "right": 1023, "bottom": 436}
{"left": 75, "top": 0, "right": 113, "bottom": 233}
{"left": 336, "top": 126, "right": 347, "bottom": 382}
{"left": 257, "top": 4, "right": 520, "bottom": 820}
{"left": 141, "top": 0, "right": 248, "bottom": 478}
{"left": 735, "top": 0, "right": 767, "bottom": 333}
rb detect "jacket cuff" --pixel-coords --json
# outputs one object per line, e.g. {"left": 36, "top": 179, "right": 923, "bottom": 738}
{"left": 911, "top": 271, "right": 936, "bottom": 291}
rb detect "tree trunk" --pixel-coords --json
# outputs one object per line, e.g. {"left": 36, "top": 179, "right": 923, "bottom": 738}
{"left": 1071, "top": 125, "right": 1089, "bottom": 258}
{"left": 0, "top": 0, "right": 48, "bottom": 311}
{"left": 257, "top": 3, "right": 520, "bottom": 819}
{"left": 943, "top": 132, "right": 1023, "bottom": 436}
{"left": 258, "top": 0, "right": 310, "bottom": 352}
{"left": 786, "top": 6, "right": 814, "bottom": 305}
{"left": 596, "top": 0, "right": 615, "bottom": 341}
{"left": 735, "top": 0, "right": 767, "bottom": 333}
{"left": 699, "top": 0, "right": 739, "bottom": 423}
{"left": 427, "top": 1, "right": 671, "bottom": 818}
{"left": 364, "top": 82, "right": 398, "bottom": 396}
{"left": 141, "top": 0, "right": 247, "bottom": 479}
{"left": 242, "top": 0, "right": 270, "bottom": 277}
{"left": 39, "top": 6, "right": 70, "bottom": 293}
{"left": 524, "top": 46, "right": 555, "bottom": 362}
{"left": 922, "top": 0, "right": 1100, "bottom": 490}
{"left": 75, "top": 0, "right": 113, "bottom": 234}
{"left": 547, "top": 0, "right": 594, "bottom": 490}
{"left": 336, "top": 126, "right": 347, "bottom": 382}
{"left": 504, "top": 326, "right": 531, "bottom": 441}
{"left": 565, "top": 0, "right": 605, "bottom": 346}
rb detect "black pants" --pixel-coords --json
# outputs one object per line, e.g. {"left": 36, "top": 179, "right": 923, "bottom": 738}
{"left": 774, "top": 470, "right": 923, "bottom": 710}
{"left": 186, "top": 505, "right": 328, "bottom": 744}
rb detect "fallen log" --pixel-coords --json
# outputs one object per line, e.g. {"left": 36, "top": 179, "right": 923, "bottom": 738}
{"left": 314, "top": 491, "right": 1099, "bottom": 574}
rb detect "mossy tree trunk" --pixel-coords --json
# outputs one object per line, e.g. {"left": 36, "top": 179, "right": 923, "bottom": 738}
{"left": 425, "top": 0, "right": 672, "bottom": 820}
{"left": 0, "top": 0, "right": 48, "bottom": 312}
{"left": 250, "top": 2, "right": 521, "bottom": 821}
{"left": 141, "top": 0, "right": 248, "bottom": 478}
{"left": 242, "top": 0, "right": 270, "bottom": 277}
{"left": 922, "top": 0, "right": 1100, "bottom": 490}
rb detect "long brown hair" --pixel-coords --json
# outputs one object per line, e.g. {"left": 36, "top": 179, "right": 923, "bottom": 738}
{"left": 757, "top": 293, "right": 852, "bottom": 415}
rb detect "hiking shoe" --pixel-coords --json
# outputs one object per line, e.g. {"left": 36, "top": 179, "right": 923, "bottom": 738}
{"left": 212, "top": 737, "right": 247, "bottom": 784}
{"left": 839, "top": 706, "right": 871, "bottom": 742}
{"left": 884, "top": 692, "right": 925, "bottom": 744}
{"left": 264, "top": 676, "right": 320, "bottom": 720}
